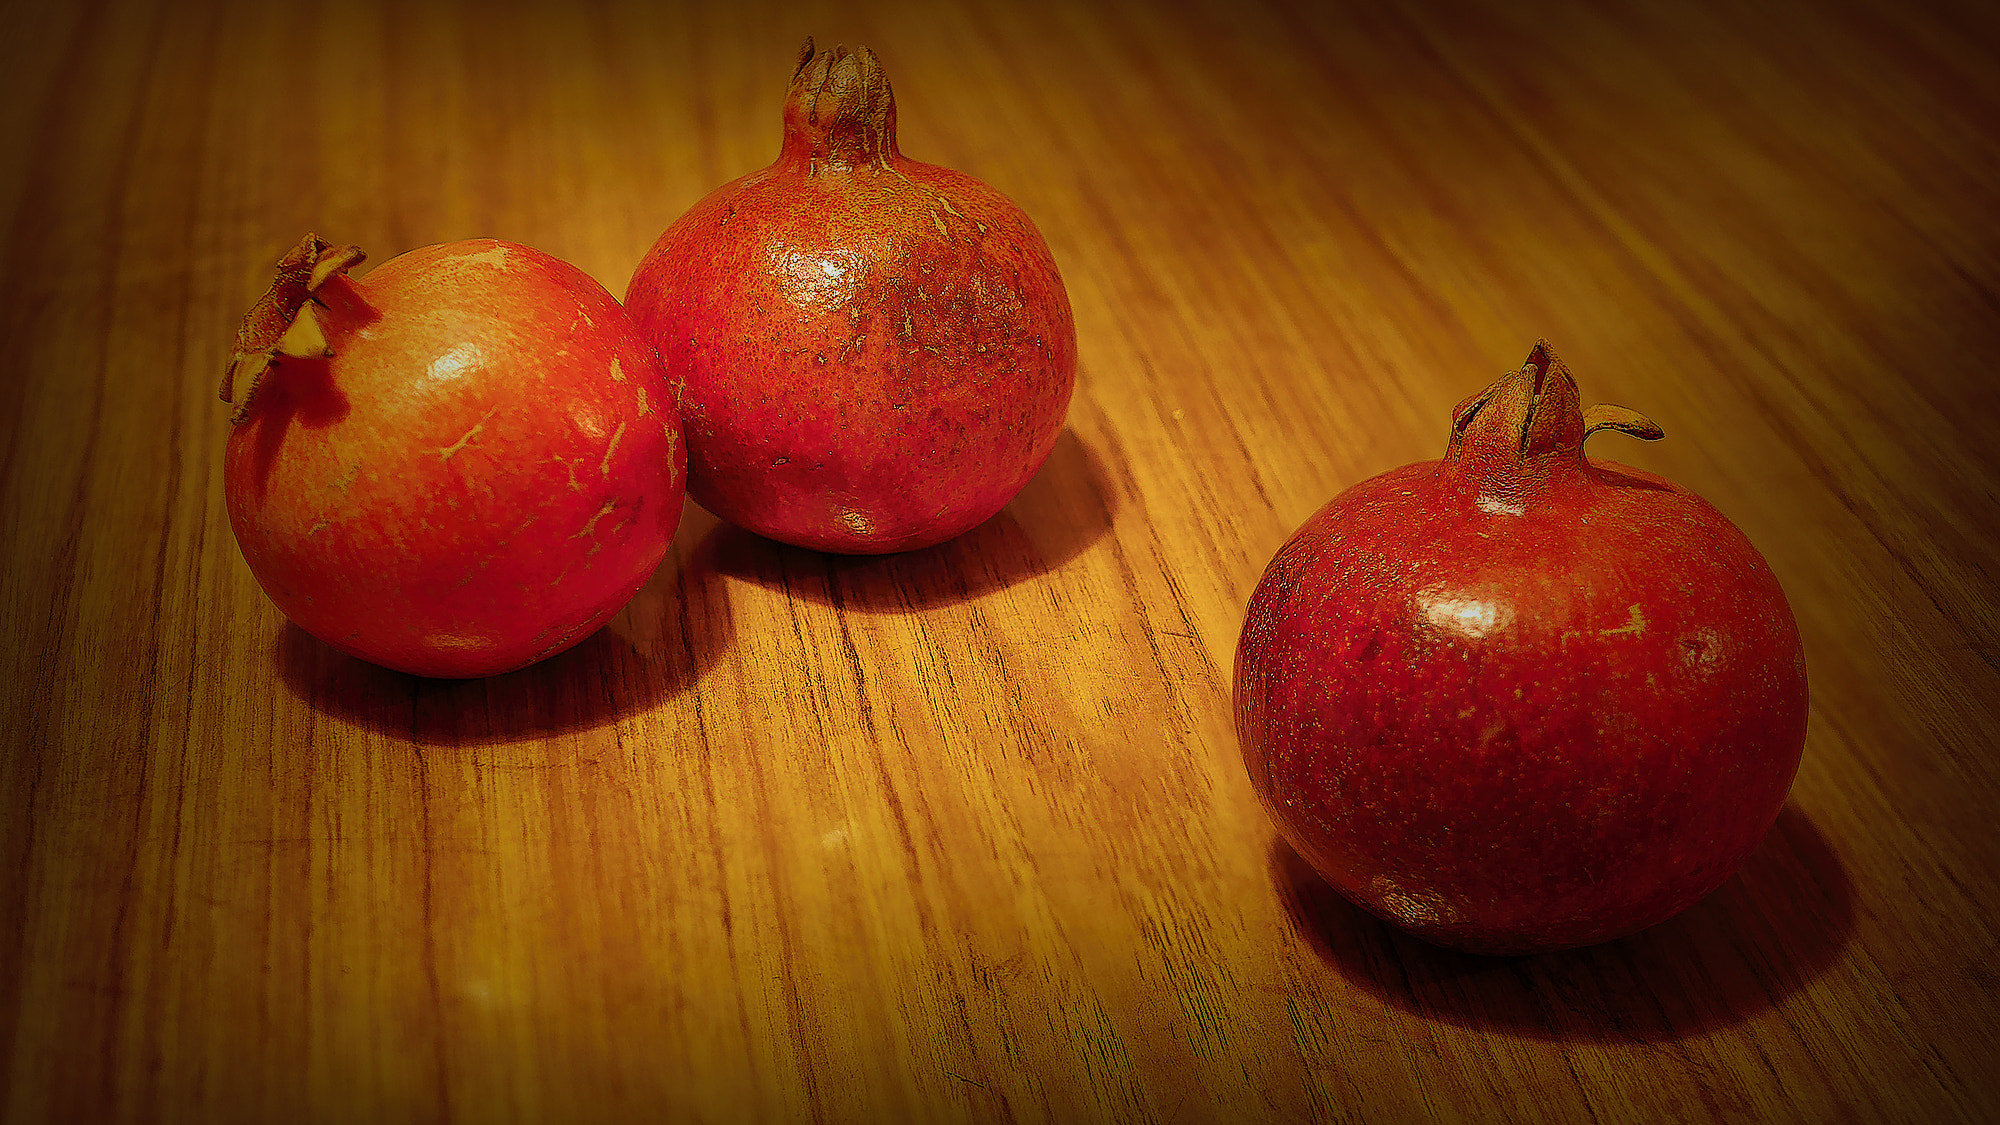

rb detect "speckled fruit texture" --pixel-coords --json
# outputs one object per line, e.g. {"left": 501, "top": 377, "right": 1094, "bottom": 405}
{"left": 625, "top": 40, "right": 1076, "bottom": 554}
{"left": 222, "top": 236, "right": 685, "bottom": 678}
{"left": 1234, "top": 342, "right": 1808, "bottom": 955}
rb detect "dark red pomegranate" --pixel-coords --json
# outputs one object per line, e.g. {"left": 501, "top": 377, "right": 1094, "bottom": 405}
{"left": 222, "top": 235, "right": 685, "bottom": 678}
{"left": 1234, "top": 341, "right": 1808, "bottom": 955}
{"left": 625, "top": 39, "right": 1076, "bottom": 554}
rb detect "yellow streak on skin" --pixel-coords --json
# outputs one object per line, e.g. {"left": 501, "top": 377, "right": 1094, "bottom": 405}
{"left": 424, "top": 632, "right": 498, "bottom": 652}
{"left": 453, "top": 245, "right": 511, "bottom": 270}
{"left": 599, "top": 421, "right": 626, "bottom": 477}
{"left": 438, "top": 405, "right": 501, "bottom": 460}
{"left": 573, "top": 498, "right": 618, "bottom": 539}
{"left": 1598, "top": 604, "right": 1647, "bottom": 637}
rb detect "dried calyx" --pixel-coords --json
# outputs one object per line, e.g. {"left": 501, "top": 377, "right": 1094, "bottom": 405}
{"left": 220, "top": 234, "right": 366, "bottom": 423}
{"left": 1446, "top": 340, "right": 1663, "bottom": 477}
{"left": 783, "top": 37, "right": 900, "bottom": 170}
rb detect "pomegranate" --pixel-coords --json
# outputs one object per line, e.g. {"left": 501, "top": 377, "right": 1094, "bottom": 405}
{"left": 1234, "top": 342, "right": 1808, "bottom": 955}
{"left": 625, "top": 39, "right": 1076, "bottom": 554}
{"left": 221, "top": 234, "right": 685, "bottom": 679}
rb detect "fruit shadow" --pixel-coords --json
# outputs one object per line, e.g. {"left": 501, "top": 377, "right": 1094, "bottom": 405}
{"left": 274, "top": 515, "right": 735, "bottom": 746}
{"left": 1273, "top": 802, "right": 1854, "bottom": 1042}
{"left": 702, "top": 424, "right": 1117, "bottom": 612}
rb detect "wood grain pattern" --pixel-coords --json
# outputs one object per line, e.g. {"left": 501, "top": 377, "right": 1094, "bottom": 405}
{"left": 3, "top": 0, "right": 1996, "bottom": 1121}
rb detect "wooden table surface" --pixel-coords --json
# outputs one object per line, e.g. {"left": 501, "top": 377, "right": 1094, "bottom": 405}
{"left": 4, "top": 0, "right": 1996, "bottom": 1121}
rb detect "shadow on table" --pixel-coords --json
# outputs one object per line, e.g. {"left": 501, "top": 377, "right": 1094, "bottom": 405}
{"left": 1273, "top": 802, "right": 1854, "bottom": 1041}
{"left": 703, "top": 424, "right": 1117, "bottom": 613}
{"left": 275, "top": 514, "right": 734, "bottom": 746}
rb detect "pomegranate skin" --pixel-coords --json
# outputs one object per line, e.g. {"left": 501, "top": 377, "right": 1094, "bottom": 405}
{"left": 1234, "top": 343, "right": 1807, "bottom": 955}
{"left": 626, "top": 40, "right": 1076, "bottom": 554}
{"left": 223, "top": 236, "right": 685, "bottom": 679}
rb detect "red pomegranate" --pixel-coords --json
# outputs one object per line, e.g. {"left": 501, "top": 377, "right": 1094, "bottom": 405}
{"left": 625, "top": 39, "right": 1076, "bottom": 554}
{"left": 221, "top": 235, "right": 685, "bottom": 678}
{"left": 1234, "top": 342, "right": 1808, "bottom": 955}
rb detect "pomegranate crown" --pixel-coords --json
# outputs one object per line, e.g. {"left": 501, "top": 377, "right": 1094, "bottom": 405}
{"left": 220, "top": 234, "right": 366, "bottom": 423}
{"left": 1446, "top": 340, "right": 1664, "bottom": 481}
{"left": 782, "top": 38, "right": 901, "bottom": 170}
